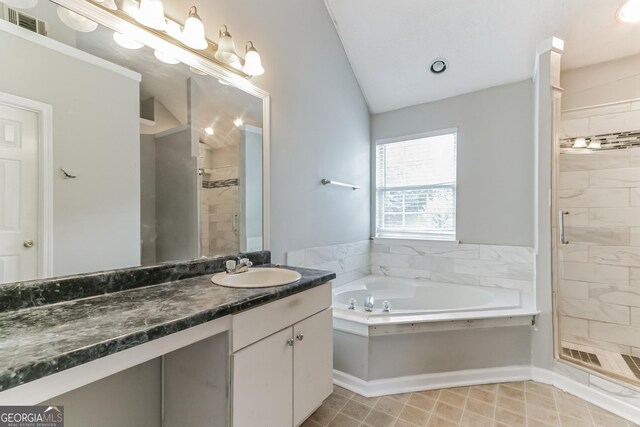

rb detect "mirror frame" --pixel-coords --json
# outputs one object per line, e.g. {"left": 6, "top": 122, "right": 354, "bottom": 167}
{"left": 48, "top": 0, "right": 271, "bottom": 252}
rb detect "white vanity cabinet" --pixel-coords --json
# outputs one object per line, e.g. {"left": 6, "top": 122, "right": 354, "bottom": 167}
{"left": 231, "top": 283, "right": 333, "bottom": 427}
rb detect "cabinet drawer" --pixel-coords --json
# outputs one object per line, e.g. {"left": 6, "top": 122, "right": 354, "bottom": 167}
{"left": 232, "top": 283, "right": 331, "bottom": 352}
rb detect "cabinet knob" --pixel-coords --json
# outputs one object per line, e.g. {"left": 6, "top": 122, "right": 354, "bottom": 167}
{"left": 286, "top": 338, "right": 295, "bottom": 347}
{"left": 296, "top": 333, "right": 304, "bottom": 342}
{"left": 23, "top": 240, "right": 34, "bottom": 248}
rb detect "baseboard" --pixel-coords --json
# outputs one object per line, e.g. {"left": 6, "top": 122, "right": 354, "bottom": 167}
{"left": 333, "top": 365, "right": 532, "bottom": 398}
{"left": 532, "top": 367, "right": 640, "bottom": 425}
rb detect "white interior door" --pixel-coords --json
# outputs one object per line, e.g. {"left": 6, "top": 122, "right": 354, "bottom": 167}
{"left": 0, "top": 102, "right": 39, "bottom": 284}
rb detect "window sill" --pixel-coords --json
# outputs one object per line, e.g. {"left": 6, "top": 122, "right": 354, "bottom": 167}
{"left": 372, "top": 236, "right": 460, "bottom": 247}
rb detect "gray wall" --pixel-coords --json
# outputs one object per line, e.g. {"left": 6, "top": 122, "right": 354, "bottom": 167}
{"left": 0, "top": 29, "right": 141, "bottom": 277}
{"left": 41, "top": 359, "right": 162, "bottom": 427}
{"left": 163, "top": 0, "right": 371, "bottom": 263}
{"left": 371, "top": 80, "right": 534, "bottom": 247}
{"left": 140, "top": 134, "right": 157, "bottom": 266}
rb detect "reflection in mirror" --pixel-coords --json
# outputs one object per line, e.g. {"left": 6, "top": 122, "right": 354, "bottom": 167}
{"left": 0, "top": 0, "right": 265, "bottom": 285}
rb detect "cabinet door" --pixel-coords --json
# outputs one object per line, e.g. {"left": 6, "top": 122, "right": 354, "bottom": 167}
{"left": 293, "top": 309, "right": 333, "bottom": 426}
{"left": 232, "top": 327, "right": 293, "bottom": 427}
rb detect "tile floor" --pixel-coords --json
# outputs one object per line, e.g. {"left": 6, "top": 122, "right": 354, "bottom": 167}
{"left": 302, "top": 381, "right": 639, "bottom": 427}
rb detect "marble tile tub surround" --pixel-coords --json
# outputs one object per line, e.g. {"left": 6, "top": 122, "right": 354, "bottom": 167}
{"left": 286, "top": 241, "right": 371, "bottom": 287}
{"left": 0, "top": 265, "right": 335, "bottom": 392}
{"left": 0, "top": 251, "right": 271, "bottom": 313}
{"left": 286, "top": 240, "right": 535, "bottom": 307}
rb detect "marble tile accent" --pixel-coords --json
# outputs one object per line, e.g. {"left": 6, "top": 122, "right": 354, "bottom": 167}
{"left": 561, "top": 261, "right": 629, "bottom": 286}
{"left": 565, "top": 227, "right": 630, "bottom": 246}
{"left": 590, "top": 322, "right": 640, "bottom": 347}
{"left": 558, "top": 188, "right": 629, "bottom": 208}
{"left": 559, "top": 298, "right": 629, "bottom": 325}
{"left": 286, "top": 241, "right": 371, "bottom": 287}
{"left": 590, "top": 167, "right": 640, "bottom": 188}
{"left": 559, "top": 171, "right": 589, "bottom": 189}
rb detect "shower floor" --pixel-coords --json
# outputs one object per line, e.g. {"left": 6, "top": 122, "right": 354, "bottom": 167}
{"left": 561, "top": 341, "right": 640, "bottom": 386}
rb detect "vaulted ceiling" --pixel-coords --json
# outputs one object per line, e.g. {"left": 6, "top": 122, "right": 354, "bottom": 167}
{"left": 324, "top": 0, "right": 640, "bottom": 113}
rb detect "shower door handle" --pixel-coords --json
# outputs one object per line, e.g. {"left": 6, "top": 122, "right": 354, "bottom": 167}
{"left": 559, "top": 211, "right": 569, "bottom": 244}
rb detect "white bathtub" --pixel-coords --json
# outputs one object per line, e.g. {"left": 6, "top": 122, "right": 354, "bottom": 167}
{"left": 332, "top": 275, "right": 537, "bottom": 336}
{"left": 331, "top": 275, "right": 538, "bottom": 394}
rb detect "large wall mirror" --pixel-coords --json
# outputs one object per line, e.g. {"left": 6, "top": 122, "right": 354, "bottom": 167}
{"left": 0, "top": 0, "right": 270, "bottom": 285}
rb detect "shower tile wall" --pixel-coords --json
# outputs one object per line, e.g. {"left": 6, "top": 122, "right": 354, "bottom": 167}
{"left": 557, "top": 147, "right": 640, "bottom": 358}
{"left": 200, "top": 166, "right": 239, "bottom": 256}
{"left": 558, "top": 101, "right": 640, "bottom": 365}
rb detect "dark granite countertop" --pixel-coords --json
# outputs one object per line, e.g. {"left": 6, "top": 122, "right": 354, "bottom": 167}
{"left": 0, "top": 264, "right": 335, "bottom": 393}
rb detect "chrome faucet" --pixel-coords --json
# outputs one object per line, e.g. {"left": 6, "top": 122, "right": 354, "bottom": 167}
{"left": 364, "top": 294, "right": 374, "bottom": 312}
{"left": 226, "top": 257, "right": 253, "bottom": 274}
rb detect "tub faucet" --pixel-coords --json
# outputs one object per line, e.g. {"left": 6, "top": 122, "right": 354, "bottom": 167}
{"left": 226, "top": 257, "right": 253, "bottom": 274}
{"left": 382, "top": 300, "right": 390, "bottom": 313}
{"left": 364, "top": 294, "right": 374, "bottom": 312}
{"left": 348, "top": 298, "right": 357, "bottom": 310}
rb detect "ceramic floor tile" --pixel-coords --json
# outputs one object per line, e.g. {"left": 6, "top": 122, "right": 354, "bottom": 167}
{"left": 305, "top": 380, "right": 636, "bottom": 427}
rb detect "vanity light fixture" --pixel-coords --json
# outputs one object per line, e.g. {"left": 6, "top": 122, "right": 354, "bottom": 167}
{"left": 154, "top": 49, "right": 180, "bottom": 64}
{"left": 587, "top": 139, "right": 602, "bottom": 149}
{"left": 57, "top": 6, "right": 98, "bottom": 32}
{"left": 233, "top": 118, "right": 243, "bottom": 127}
{"left": 113, "top": 32, "right": 144, "bottom": 49}
{"left": 572, "top": 137, "right": 587, "bottom": 148}
{"left": 181, "top": 6, "right": 208, "bottom": 50}
{"left": 205, "top": 127, "right": 215, "bottom": 135}
{"left": 4, "top": 0, "right": 38, "bottom": 9}
{"left": 214, "top": 25, "right": 239, "bottom": 64}
{"left": 242, "top": 41, "right": 264, "bottom": 76}
{"left": 136, "top": 0, "right": 166, "bottom": 30}
{"left": 617, "top": 0, "right": 640, "bottom": 22}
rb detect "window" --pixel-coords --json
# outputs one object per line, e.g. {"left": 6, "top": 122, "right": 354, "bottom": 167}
{"left": 375, "top": 130, "right": 457, "bottom": 240}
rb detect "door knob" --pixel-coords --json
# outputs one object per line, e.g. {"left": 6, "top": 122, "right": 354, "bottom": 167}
{"left": 23, "top": 240, "right": 34, "bottom": 248}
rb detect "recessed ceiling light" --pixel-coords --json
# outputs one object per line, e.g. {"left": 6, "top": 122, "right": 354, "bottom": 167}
{"left": 233, "top": 118, "right": 243, "bottom": 127}
{"left": 204, "top": 127, "right": 214, "bottom": 135}
{"left": 617, "top": 0, "right": 640, "bottom": 22}
{"left": 429, "top": 58, "right": 448, "bottom": 74}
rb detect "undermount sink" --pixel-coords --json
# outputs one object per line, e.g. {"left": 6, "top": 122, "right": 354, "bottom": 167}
{"left": 211, "top": 267, "right": 302, "bottom": 288}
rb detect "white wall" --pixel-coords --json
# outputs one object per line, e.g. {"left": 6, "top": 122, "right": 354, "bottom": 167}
{"left": 162, "top": 0, "right": 371, "bottom": 263}
{"left": 371, "top": 80, "right": 534, "bottom": 247}
{"left": 0, "top": 28, "right": 141, "bottom": 277}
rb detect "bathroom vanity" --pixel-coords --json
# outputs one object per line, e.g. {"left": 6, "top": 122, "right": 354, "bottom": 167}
{"left": 0, "top": 253, "right": 335, "bottom": 427}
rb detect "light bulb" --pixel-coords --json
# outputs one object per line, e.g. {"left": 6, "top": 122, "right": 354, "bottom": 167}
{"left": 4, "top": 0, "right": 38, "bottom": 8}
{"left": 205, "top": 127, "right": 214, "bottom": 135}
{"left": 572, "top": 137, "right": 587, "bottom": 148}
{"left": 233, "top": 118, "right": 243, "bottom": 128}
{"left": 181, "top": 6, "right": 208, "bottom": 50}
{"left": 113, "top": 32, "right": 143, "bottom": 49}
{"left": 57, "top": 7, "right": 98, "bottom": 32}
{"left": 587, "top": 139, "right": 602, "bottom": 149}
{"left": 136, "top": 0, "right": 166, "bottom": 30}
{"left": 242, "top": 41, "right": 264, "bottom": 76}
{"left": 214, "top": 25, "right": 239, "bottom": 64}
{"left": 617, "top": 0, "right": 640, "bottom": 22}
{"left": 154, "top": 50, "right": 179, "bottom": 64}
